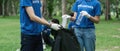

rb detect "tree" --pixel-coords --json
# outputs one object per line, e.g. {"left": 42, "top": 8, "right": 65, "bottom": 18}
{"left": 99, "top": 0, "right": 120, "bottom": 20}
{"left": 47, "top": 0, "right": 54, "bottom": 19}
{"left": 66, "top": 0, "right": 75, "bottom": 14}
{"left": 62, "top": 0, "right": 66, "bottom": 15}
{"left": 41, "top": 0, "right": 47, "bottom": 18}
{"left": 115, "top": 0, "right": 120, "bottom": 19}
{"left": 0, "top": 0, "right": 76, "bottom": 18}
{"left": 0, "top": 0, "right": 3, "bottom": 15}
{"left": 0, "top": 0, "right": 19, "bottom": 16}
{"left": 105, "top": 0, "right": 111, "bottom": 20}
{"left": 42, "top": 0, "right": 61, "bottom": 19}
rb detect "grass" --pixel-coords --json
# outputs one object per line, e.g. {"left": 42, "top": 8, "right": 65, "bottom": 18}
{"left": 95, "top": 19, "right": 120, "bottom": 51}
{"left": 0, "top": 16, "right": 20, "bottom": 51}
{"left": 0, "top": 16, "right": 120, "bottom": 51}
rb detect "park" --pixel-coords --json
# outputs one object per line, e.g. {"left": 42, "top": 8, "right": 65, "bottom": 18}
{"left": 0, "top": 0, "right": 120, "bottom": 51}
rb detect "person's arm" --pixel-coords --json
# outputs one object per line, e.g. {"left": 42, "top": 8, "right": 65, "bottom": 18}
{"left": 70, "top": 12, "right": 77, "bottom": 21}
{"left": 25, "top": 6, "right": 50, "bottom": 27}
{"left": 80, "top": 11, "right": 100, "bottom": 24}
{"left": 25, "top": 6, "right": 61, "bottom": 30}
{"left": 89, "top": 16, "right": 100, "bottom": 24}
{"left": 89, "top": 1, "right": 101, "bottom": 24}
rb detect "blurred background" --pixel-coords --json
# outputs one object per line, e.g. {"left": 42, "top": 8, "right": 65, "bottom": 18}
{"left": 0, "top": 0, "right": 120, "bottom": 20}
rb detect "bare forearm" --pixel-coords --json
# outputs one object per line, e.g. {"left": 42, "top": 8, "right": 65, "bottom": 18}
{"left": 89, "top": 16, "right": 100, "bottom": 24}
{"left": 25, "top": 6, "right": 50, "bottom": 27}
{"left": 30, "top": 16, "right": 50, "bottom": 27}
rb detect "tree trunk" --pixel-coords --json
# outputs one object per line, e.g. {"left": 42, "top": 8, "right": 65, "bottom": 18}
{"left": 41, "top": 0, "right": 48, "bottom": 18}
{"left": 105, "top": 0, "right": 111, "bottom": 20}
{"left": 0, "top": 0, "right": 3, "bottom": 15}
{"left": 3, "top": 0, "right": 9, "bottom": 16}
{"left": 11, "top": 1, "right": 16, "bottom": 16}
{"left": 0, "top": 4, "right": 2, "bottom": 15}
{"left": 2, "top": 0, "right": 5, "bottom": 16}
{"left": 7, "top": 0, "right": 12, "bottom": 16}
{"left": 62, "top": 0, "right": 66, "bottom": 15}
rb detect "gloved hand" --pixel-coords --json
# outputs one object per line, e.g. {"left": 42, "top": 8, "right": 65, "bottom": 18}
{"left": 50, "top": 23, "right": 61, "bottom": 30}
{"left": 62, "top": 14, "right": 71, "bottom": 28}
{"left": 80, "top": 11, "right": 91, "bottom": 18}
{"left": 62, "top": 14, "right": 71, "bottom": 19}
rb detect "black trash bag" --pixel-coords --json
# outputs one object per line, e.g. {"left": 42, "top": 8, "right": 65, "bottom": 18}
{"left": 42, "top": 32, "right": 54, "bottom": 46}
{"left": 52, "top": 29, "right": 81, "bottom": 51}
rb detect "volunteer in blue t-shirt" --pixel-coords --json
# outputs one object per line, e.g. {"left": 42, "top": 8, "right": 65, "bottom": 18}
{"left": 68, "top": 13, "right": 75, "bottom": 30}
{"left": 71, "top": 0, "right": 101, "bottom": 51}
{"left": 20, "top": 0, "right": 61, "bottom": 51}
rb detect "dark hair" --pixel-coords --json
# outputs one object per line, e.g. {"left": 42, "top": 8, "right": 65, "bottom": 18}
{"left": 69, "top": 13, "right": 74, "bottom": 17}
{"left": 51, "top": 19, "right": 59, "bottom": 24}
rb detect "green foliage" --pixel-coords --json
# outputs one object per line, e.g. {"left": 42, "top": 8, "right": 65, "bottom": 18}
{"left": 46, "top": 0, "right": 75, "bottom": 17}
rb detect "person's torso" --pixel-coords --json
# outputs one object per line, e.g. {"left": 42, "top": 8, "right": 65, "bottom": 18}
{"left": 20, "top": 0, "right": 42, "bottom": 35}
{"left": 74, "top": 0, "right": 100, "bottom": 28}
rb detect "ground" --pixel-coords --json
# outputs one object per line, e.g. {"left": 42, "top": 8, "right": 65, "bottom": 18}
{"left": 0, "top": 16, "right": 120, "bottom": 51}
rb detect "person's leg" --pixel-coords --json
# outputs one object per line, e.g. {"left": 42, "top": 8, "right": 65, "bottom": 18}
{"left": 20, "top": 34, "right": 43, "bottom": 51}
{"left": 74, "top": 28, "right": 84, "bottom": 51}
{"left": 20, "top": 34, "right": 36, "bottom": 51}
{"left": 83, "top": 28, "right": 96, "bottom": 51}
{"left": 35, "top": 34, "right": 43, "bottom": 51}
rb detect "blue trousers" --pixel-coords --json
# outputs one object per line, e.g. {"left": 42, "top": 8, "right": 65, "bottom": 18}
{"left": 74, "top": 28, "right": 96, "bottom": 51}
{"left": 20, "top": 34, "right": 43, "bottom": 51}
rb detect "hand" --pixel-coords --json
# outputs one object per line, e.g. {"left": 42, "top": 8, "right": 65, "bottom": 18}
{"left": 50, "top": 23, "right": 61, "bottom": 30}
{"left": 80, "top": 11, "right": 91, "bottom": 18}
{"left": 62, "top": 14, "right": 71, "bottom": 19}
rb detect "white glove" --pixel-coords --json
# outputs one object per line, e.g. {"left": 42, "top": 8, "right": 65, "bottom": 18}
{"left": 50, "top": 23, "right": 61, "bottom": 30}
{"left": 62, "top": 14, "right": 71, "bottom": 28}
{"left": 80, "top": 11, "right": 91, "bottom": 18}
{"left": 62, "top": 14, "right": 71, "bottom": 19}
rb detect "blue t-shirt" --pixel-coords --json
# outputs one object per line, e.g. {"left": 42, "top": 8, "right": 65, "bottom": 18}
{"left": 71, "top": 0, "right": 101, "bottom": 28}
{"left": 68, "top": 21, "right": 75, "bottom": 29}
{"left": 20, "top": 0, "right": 42, "bottom": 35}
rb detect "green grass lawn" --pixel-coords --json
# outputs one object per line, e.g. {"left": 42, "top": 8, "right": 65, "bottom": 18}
{"left": 95, "top": 19, "right": 120, "bottom": 51}
{"left": 0, "top": 16, "right": 20, "bottom": 51}
{"left": 0, "top": 16, "right": 120, "bottom": 51}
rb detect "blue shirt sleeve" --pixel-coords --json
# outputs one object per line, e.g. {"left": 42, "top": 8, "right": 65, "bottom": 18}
{"left": 94, "top": 1, "right": 101, "bottom": 16}
{"left": 20, "top": 0, "right": 32, "bottom": 7}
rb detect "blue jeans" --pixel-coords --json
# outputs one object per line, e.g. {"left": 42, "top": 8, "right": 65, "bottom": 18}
{"left": 20, "top": 34, "right": 43, "bottom": 51}
{"left": 74, "top": 28, "right": 96, "bottom": 51}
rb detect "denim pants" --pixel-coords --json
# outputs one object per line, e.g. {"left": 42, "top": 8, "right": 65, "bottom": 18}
{"left": 20, "top": 34, "right": 43, "bottom": 51}
{"left": 74, "top": 28, "right": 96, "bottom": 51}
